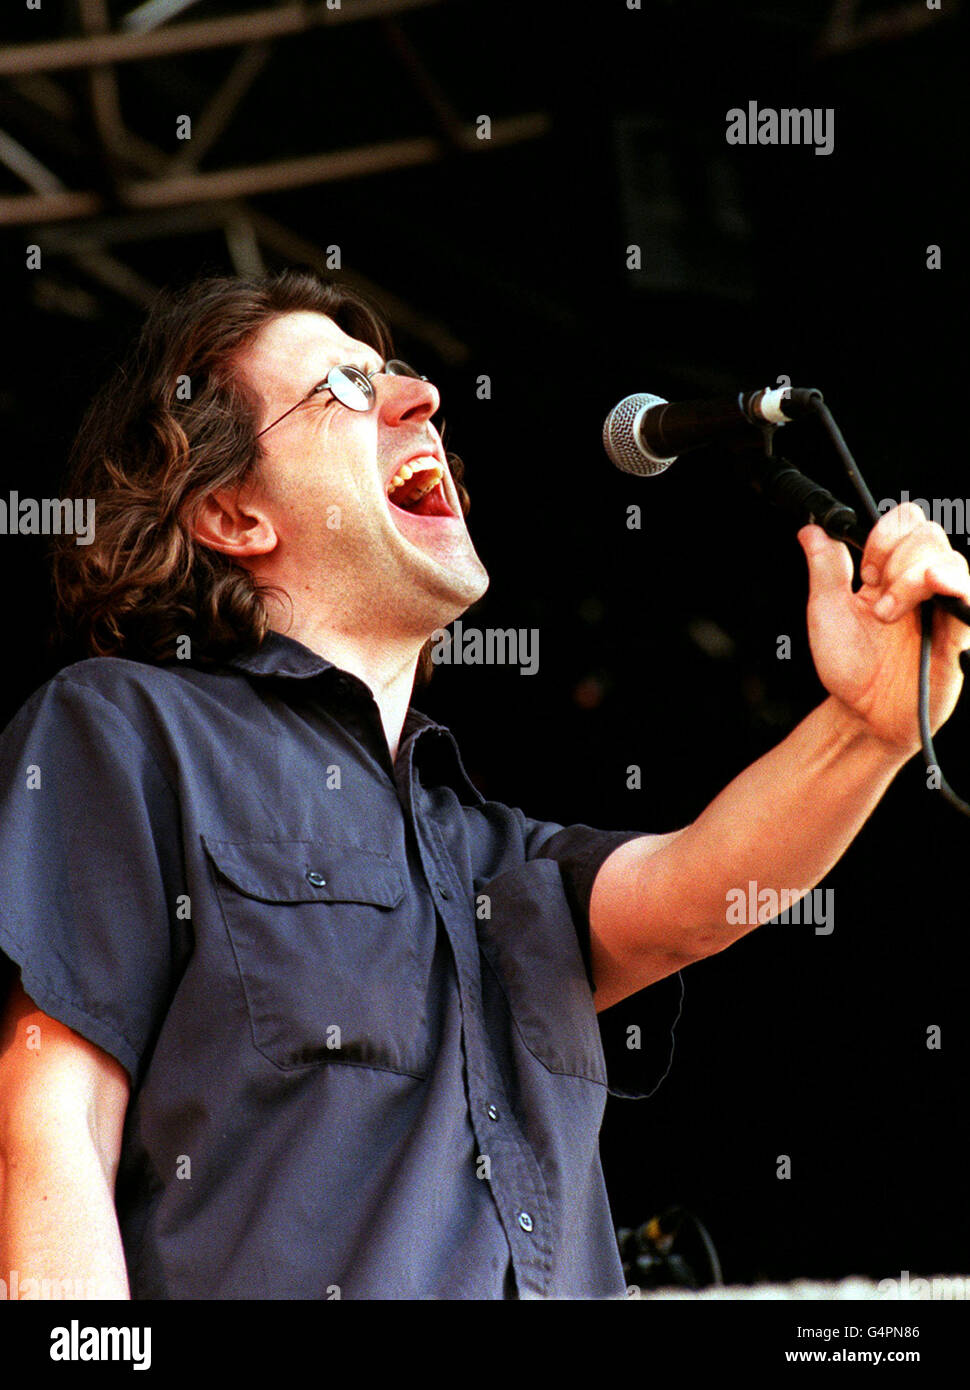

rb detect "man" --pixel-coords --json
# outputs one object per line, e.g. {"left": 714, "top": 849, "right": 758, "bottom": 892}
{"left": 0, "top": 270, "right": 968, "bottom": 1301}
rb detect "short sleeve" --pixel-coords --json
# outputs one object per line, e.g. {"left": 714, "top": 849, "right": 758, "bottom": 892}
{"left": 518, "top": 815, "right": 686, "bottom": 1100}
{"left": 0, "top": 675, "right": 186, "bottom": 1082}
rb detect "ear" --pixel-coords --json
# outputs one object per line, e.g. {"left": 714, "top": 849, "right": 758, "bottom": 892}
{"left": 188, "top": 486, "right": 278, "bottom": 560}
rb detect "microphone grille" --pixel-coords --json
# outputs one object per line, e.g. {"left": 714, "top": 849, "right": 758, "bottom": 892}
{"left": 602, "top": 393, "right": 674, "bottom": 476}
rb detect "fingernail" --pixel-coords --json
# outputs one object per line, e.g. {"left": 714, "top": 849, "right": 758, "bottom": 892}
{"left": 861, "top": 565, "right": 879, "bottom": 586}
{"left": 874, "top": 593, "right": 896, "bottom": 619}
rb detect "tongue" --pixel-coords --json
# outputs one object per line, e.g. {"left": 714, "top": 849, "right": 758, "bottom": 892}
{"left": 395, "top": 482, "right": 452, "bottom": 518}
{"left": 416, "top": 483, "right": 453, "bottom": 517}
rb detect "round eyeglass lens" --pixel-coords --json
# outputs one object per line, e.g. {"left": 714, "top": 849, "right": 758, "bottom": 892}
{"left": 327, "top": 366, "right": 374, "bottom": 411}
{"left": 385, "top": 359, "right": 426, "bottom": 380}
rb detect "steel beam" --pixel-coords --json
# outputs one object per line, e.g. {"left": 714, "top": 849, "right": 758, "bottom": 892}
{"left": 78, "top": 0, "right": 129, "bottom": 172}
{"left": 167, "top": 42, "right": 271, "bottom": 173}
{"left": 0, "top": 0, "right": 444, "bottom": 75}
{"left": 72, "top": 248, "right": 159, "bottom": 306}
{"left": 224, "top": 215, "right": 266, "bottom": 277}
{"left": 121, "top": 0, "right": 206, "bottom": 33}
{"left": 0, "top": 128, "right": 64, "bottom": 192}
{"left": 380, "top": 17, "right": 467, "bottom": 148}
{"left": 0, "top": 114, "right": 552, "bottom": 225}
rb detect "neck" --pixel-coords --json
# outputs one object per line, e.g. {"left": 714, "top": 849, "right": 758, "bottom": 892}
{"left": 268, "top": 611, "right": 422, "bottom": 762}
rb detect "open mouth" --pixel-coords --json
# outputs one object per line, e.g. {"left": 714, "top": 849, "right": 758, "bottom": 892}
{"left": 385, "top": 457, "right": 454, "bottom": 518}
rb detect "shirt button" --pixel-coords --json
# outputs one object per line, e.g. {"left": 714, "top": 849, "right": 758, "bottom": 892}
{"left": 435, "top": 881, "right": 451, "bottom": 900}
{"left": 517, "top": 1212, "right": 534, "bottom": 1234}
{"left": 486, "top": 1104, "right": 499, "bottom": 1121}
{"left": 306, "top": 871, "right": 327, "bottom": 887}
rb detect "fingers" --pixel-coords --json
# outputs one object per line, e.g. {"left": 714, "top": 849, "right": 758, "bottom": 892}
{"left": 859, "top": 503, "right": 970, "bottom": 622}
{"left": 797, "top": 524, "right": 854, "bottom": 600}
{"left": 860, "top": 501, "right": 932, "bottom": 583}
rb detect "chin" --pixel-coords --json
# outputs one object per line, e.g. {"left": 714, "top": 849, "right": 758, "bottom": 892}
{"left": 407, "top": 563, "right": 490, "bottom": 639}
{"left": 442, "top": 557, "right": 490, "bottom": 612}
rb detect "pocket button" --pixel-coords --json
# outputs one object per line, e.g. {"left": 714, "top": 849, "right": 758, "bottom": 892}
{"left": 306, "top": 870, "right": 327, "bottom": 887}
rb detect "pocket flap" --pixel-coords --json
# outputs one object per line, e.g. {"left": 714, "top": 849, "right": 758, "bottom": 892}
{"left": 475, "top": 858, "right": 607, "bottom": 1084}
{"left": 201, "top": 836, "right": 405, "bottom": 908}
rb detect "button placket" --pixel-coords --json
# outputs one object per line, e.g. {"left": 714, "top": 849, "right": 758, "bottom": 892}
{"left": 415, "top": 800, "right": 555, "bottom": 1292}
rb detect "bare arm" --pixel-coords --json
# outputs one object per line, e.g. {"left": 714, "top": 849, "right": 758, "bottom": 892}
{"left": 0, "top": 977, "right": 131, "bottom": 1299}
{"left": 589, "top": 512, "right": 970, "bottom": 1011}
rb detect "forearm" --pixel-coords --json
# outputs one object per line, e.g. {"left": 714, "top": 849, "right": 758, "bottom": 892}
{"left": 0, "top": 1127, "right": 130, "bottom": 1300}
{"left": 641, "top": 695, "right": 911, "bottom": 956}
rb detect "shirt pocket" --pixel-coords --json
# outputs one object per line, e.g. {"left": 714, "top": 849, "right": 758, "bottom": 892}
{"left": 202, "top": 835, "right": 430, "bottom": 1077}
{"left": 475, "top": 858, "right": 607, "bottom": 1086}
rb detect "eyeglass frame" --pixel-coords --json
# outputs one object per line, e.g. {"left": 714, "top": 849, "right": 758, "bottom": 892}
{"left": 255, "top": 359, "right": 429, "bottom": 439}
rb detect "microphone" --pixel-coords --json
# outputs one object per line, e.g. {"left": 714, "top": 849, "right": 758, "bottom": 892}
{"left": 603, "top": 386, "right": 970, "bottom": 631}
{"left": 602, "top": 386, "right": 822, "bottom": 476}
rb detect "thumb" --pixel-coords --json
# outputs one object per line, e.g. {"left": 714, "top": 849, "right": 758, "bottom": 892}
{"left": 797, "top": 524, "right": 854, "bottom": 603}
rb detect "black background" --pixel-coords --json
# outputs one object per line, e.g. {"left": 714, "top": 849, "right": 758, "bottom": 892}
{"left": 1, "top": 0, "right": 968, "bottom": 1288}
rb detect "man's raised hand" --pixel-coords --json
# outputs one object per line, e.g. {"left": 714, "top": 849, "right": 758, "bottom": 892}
{"left": 798, "top": 503, "right": 970, "bottom": 753}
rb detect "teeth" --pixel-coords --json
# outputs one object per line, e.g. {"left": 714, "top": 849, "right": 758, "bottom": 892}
{"left": 386, "top": 456, "right": 443, "bottom": 504}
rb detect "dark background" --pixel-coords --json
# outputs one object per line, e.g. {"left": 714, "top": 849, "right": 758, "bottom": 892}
{"left": 2, "top": 0, "right": 967, "bottom": 1286}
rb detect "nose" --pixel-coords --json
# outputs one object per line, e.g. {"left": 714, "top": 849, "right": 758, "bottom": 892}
{"left": 378, "top": 370, "right": 441, "bottom": 427}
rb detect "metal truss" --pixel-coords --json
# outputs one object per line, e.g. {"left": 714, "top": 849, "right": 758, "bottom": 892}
{"left": 0, "top": 1, "right": 444, "bottom": 75}
{"left": 1, "top": 0, "right": 551, "bottom": 361}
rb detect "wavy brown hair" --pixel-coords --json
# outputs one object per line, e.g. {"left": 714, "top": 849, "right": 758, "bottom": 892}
{"left": 51, "top": 269, "right": 469, "bottom": 682}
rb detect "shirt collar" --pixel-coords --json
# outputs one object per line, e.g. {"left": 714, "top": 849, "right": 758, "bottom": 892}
{"left": 224, "top": 631, "right": 484, "bottom": 805}
{"left": 225, "top": 630, "right": 335, "bottom": 681}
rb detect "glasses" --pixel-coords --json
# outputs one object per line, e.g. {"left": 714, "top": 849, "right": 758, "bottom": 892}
{"left": 256, "top": 359, "right": 429, "bottom": 438}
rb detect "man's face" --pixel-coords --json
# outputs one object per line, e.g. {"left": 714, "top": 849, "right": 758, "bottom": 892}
{"left": 232, "top": 310, "right": 489, "bottom": 643}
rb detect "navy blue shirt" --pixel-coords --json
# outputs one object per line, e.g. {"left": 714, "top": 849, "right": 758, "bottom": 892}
{"left": 0, "top": 632, "right": 683, "bottom": 1299}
